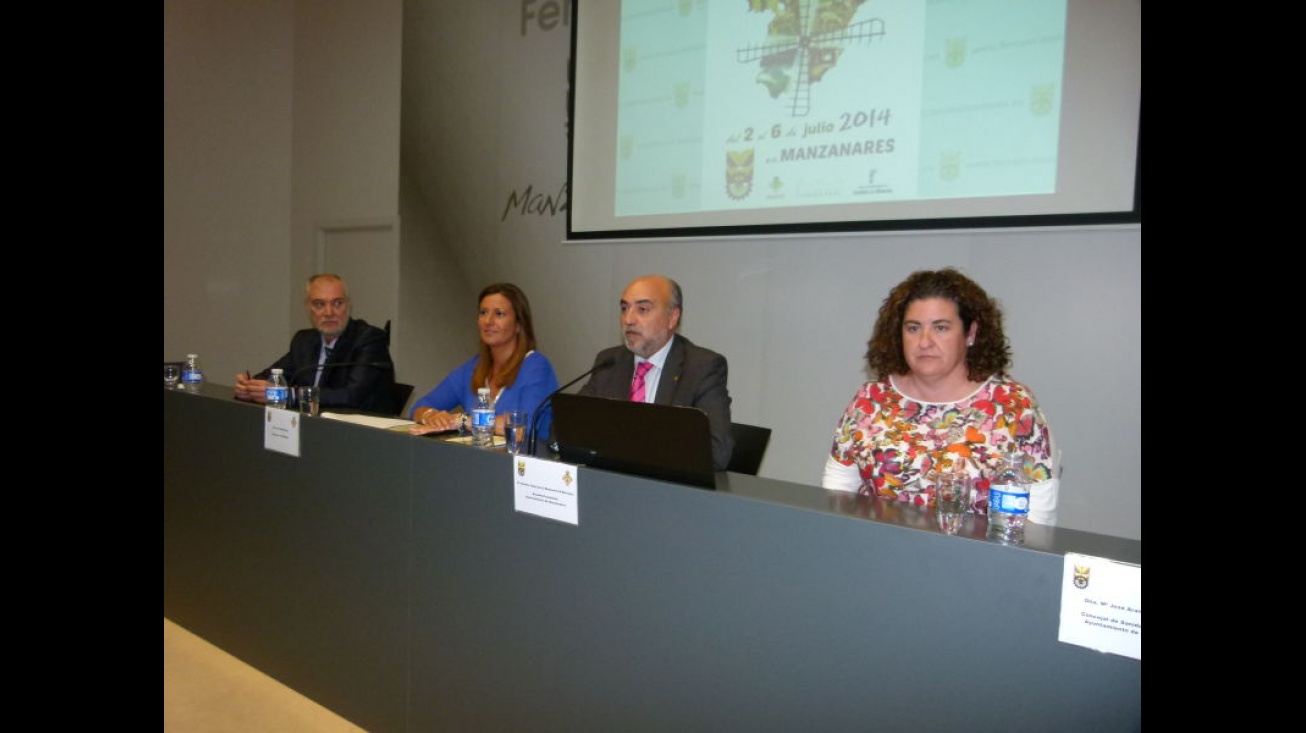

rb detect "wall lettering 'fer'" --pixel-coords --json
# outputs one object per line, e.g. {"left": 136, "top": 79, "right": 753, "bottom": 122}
{"left": 521, "top": 0, "right": 570, "bottom": 36}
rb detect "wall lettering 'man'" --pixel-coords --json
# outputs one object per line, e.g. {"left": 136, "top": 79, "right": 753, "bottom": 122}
{"left": 502, "top": 183, "right": 569, "bottom": 220}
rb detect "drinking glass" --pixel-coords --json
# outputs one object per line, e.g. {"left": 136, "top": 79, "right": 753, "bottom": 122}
{"left": 505, "top": 410, "right": 529, "bottom": 454}
{"left": 933, "top": 472, "right": 971, "bottom": 535}
{"left": 164, "top": 363, "right": 181, "bottom": 390}
{"left": 297, "top": 386, "right": 320, "bottom": 417}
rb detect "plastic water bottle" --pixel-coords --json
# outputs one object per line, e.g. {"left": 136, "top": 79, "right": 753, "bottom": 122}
{"left": 180, "top": 353, "right": 205, "bottom": 394}
{"left": 265, "top": 368, "right": 290, "bottom": 410}
{"left": 987, "top": 449, "right": 1031, "bottom": 544}
{"left": 471, "top": 387, "right": 495, "bottom": 447}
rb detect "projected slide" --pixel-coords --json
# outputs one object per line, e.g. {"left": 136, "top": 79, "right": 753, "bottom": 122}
{"left": 611, "top": 0, "right": 1067, "bottom": 218}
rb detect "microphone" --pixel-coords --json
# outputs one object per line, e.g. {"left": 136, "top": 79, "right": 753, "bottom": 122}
{"left": 528, "top": 354, "right": 616, "bottom": 456}
{"left": 289, "top": 361, "right": 394, "bottom": 385}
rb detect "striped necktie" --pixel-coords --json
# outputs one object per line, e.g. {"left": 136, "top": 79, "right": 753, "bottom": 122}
{"left": 630, "top": 360, "right": 653, "bottom": 403}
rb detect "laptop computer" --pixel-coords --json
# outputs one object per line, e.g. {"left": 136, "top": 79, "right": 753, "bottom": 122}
{"left": 550, "top": 393, "right": 717, "bottom": 490}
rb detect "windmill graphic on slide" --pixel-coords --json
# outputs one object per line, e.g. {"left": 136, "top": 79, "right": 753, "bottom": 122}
{"left": 736, "top": 0, "right": 884, "bottom": 117}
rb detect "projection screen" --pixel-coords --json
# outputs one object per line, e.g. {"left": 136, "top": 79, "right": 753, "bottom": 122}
{"left": 568, "top": 0, "right": 1141, "bottom": 240}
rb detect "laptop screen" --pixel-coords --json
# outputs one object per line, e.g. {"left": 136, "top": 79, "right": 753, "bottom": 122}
{"left": 550, "top": 393, "right": 717, "bottom": 490}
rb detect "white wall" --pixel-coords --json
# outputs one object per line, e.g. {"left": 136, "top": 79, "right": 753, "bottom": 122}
{"left": 291, "top": 0, "right": 403, "bottom": 345}
{"left": 164, "top": 0, "right": 402, "bottom": 384}
{"left": 164, "top": 0, "right": 295, "bottom": 380}
{"left": 164, "top": 0, "right": 1141, "bottom": 541}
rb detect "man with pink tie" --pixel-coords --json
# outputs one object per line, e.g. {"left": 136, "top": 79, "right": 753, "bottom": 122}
{"left": 578, "top": 275, "right": 735, "bottom": 470}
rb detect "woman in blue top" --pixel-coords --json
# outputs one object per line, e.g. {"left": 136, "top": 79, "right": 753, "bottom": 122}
{"left": 409, "top": 283, "right": 559, "bottom": 442}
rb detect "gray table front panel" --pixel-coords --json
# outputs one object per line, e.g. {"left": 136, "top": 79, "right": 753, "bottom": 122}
{"left": 165, "top": 387, "right": 1141, "bottom": 732}
{"left": 409, "top": 444, "right": 1139, "bottom": 733}
{"left": 164, "top": 387, "right": 411, "bottom": 733}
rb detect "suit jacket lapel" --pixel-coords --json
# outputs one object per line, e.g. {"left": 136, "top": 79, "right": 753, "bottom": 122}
{"left": 328, "top": 319, "right": 357, "bottom": 363}
{"left": 611, "top": 354, "right": 634, "bottom": 399}
{"left": 289, "top": 332, "right": 318, "bottom": 385}
{"left": 318, "top": 319, "right": 356, "bottom": 386}
{"left": 653, "top": 336, "right": 686, "bottom": 404}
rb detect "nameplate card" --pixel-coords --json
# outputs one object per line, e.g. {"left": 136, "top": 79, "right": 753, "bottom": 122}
{"left": 1057, "top": 553, "right": 1141, "bottom": 660}
{"left": 512, "top": 455, "right": 579, "bottom": 526}
{"left": 263, "top": 406, "right": 301, "bottom": 457}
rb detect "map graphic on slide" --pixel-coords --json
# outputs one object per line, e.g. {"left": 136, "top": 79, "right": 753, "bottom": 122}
{"left": 737, "top": 0, "right": 883, "bottom": 116}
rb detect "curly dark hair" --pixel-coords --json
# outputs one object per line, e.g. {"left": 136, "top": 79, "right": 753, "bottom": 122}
{"left": 865, "top": 268, "right": 1011, "bottom": 381}
{"left": 472, "top": 283, "right": 538, "bottom": 391}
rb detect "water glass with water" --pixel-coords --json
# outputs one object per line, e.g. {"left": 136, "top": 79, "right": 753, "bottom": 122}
{"left": 297, "top": 385, "right": 320, "bottom": 417}
{"left": 505, "top": 410, "right": 529, "bottom": 454}
{"left": 933, "top": 472, "right": 970, "bottom": 535}
{"left": 164, "top": 363, "right": 181, "bottom": 390}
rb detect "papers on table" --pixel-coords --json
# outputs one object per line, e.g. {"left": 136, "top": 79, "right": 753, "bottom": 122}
{"left": 321, "top": 412, "right": 416, "bottom": 430}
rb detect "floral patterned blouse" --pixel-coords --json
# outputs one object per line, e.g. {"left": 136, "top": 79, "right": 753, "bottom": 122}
{"left": 825, "top": 373, "right": 1057, "bottom": 517}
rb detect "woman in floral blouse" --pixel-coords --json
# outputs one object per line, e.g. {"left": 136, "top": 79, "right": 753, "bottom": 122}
{"left": 821, "top": 268, "right": 1059, "bottom": 525}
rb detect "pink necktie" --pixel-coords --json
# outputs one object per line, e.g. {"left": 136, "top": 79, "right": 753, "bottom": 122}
{"left": 630, "top": 361, "right": 653, "bottom": 403}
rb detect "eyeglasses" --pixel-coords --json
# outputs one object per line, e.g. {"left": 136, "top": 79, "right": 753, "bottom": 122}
{"left": 309, "top": 298, "right": 349, "bottom": 311}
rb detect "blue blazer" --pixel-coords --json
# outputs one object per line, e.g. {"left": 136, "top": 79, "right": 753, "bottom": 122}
{"left": 411, "top": 351, "right": 560, "bottom": 438}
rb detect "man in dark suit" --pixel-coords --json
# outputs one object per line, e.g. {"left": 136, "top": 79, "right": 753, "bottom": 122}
{"left": 234, "top": 273, "right": 395, "bottom": 414}
{"left": 579, "top": 275, "right": 734, "bottom": 470}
